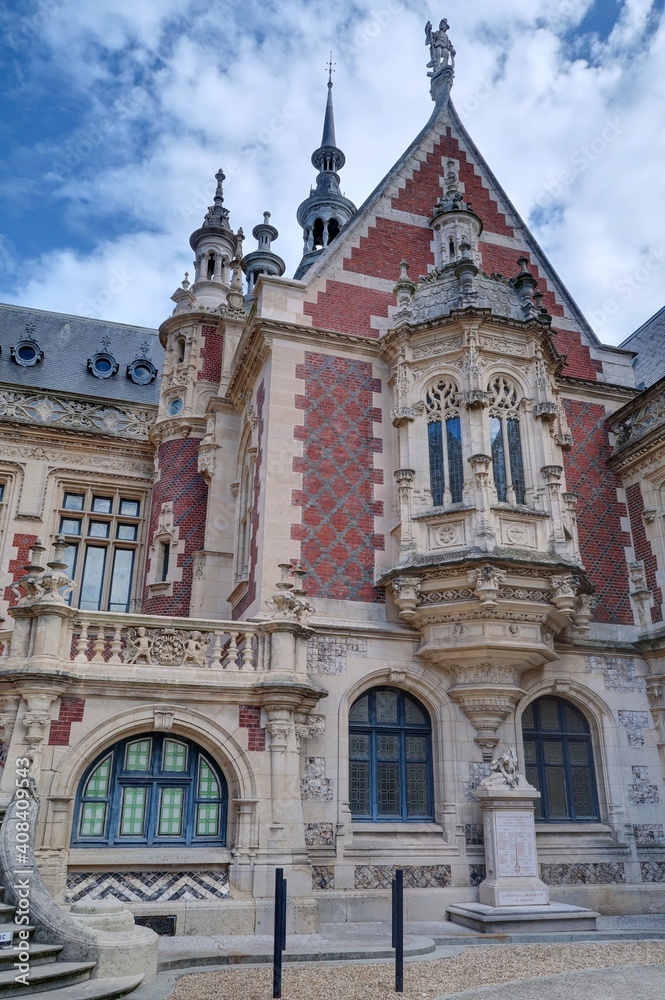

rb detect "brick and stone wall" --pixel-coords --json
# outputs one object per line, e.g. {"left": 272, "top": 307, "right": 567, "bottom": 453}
{"left": 199, "top": 323, "right": 223, "bottom": 383}
{"left": 626, "top": 481, "right": 663, "bottom": 623}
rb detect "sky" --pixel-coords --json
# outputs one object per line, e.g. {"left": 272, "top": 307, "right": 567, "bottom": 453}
{"left": 0, "top": 0, "right": 664, "bottom": 346}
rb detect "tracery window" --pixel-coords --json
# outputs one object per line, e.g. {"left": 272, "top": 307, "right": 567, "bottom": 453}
{"left": 73, "top": 733, "right": 227, "bottom": 846}
{"left": 488, "top": 376, "right": 525, "bottom": 505}
{"left": 522, "top": 697, "right": 599, "bottom": 822}
{"left": 425, "top": 379, "right": 463, "bottom": 507}
{"left": 349, "top": 688, "right": 433, "bottom": 822}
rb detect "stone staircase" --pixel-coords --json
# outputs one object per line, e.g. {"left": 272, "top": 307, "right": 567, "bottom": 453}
{"left": 0, "top": 884, "right": 143, "bottom": 999}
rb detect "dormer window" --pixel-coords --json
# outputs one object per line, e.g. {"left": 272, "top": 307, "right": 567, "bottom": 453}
{"left": 12, "top": 338, "right": 43, "bottom": 367}
{"left": 88, "top": 352, "right": 119, "bottom": 379}
{"left": 126, "top": 358, "right": 158, "bottom": 386}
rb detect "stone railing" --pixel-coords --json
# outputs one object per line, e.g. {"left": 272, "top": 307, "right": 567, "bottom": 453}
{"left": 65, "top": 611, "right": 265, "bottom": 672}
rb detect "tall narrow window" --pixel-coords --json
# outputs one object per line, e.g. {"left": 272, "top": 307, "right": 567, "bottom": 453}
{"left": 425, "top": 379, "right": 464, "bottom": 507}
{"left": 488, "top": 376, "right": 526, "bottom": 505}
{"left": 349, "top": 688, "right": 433, "bottom": 822}
{"left": 235, "top": 439, "right": 256, "bottom": 583}
{"left": 522, "top": 697, "right": 599, "bottom": 822}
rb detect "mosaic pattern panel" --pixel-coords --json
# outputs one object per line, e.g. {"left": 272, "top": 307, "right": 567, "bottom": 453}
{"left": 540, "top": 863, "right": 625, "bottom": 885}
{"left": 585, "top": 655, "right": 644, "bottom": 693}
{"left": 634, "top": 824, "right": 665, "bottom": 845}
{"left": 465, "top": 824, "right": 484, "bottom": 846}
{"left": 312, "top": 866, "right": 335, "bottom": 891}
{"left": 301, "top": 757, "right": 333, "bottom": 801}
{"left": 305, "top": 823, "right": 335, "bottom": 847}
{"left": 354, "top": 865, "right": 452, "bottom": 889}
{"left": 463, "top": 763, "right": 491, "bottom": 802}
{"left": 618, "top": 711, "right": 650, "bottom": 748}
{"left": 641, "top": 862, "right": 665, "bottom": 883}
{"left": 629, "top": 766, "right": 660, "bottom": 804}
{"left": 65, "top": 869, "right": 230, "bottom": 903}
{"left": 292, "top": 353, "right": 384, "bottom": 603}
{"left": 469, "top": 864, "right": 486, "bottom": 887}
{"left": 306, "top": 635, "right": 368, "bottom": 675}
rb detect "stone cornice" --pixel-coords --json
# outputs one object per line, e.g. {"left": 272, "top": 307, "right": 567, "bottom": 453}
{"left": 556, "top": 374, "right": 637, "bottom": 405}
{"left": 0, "top": 382, "right": 156, "bottom": 441}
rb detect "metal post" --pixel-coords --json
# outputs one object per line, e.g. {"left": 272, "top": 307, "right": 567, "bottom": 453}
{"left": 273, "top": 867, "right": 287, "bottom": 998}
{"left": 392, "top": 868, "right": 404, "bottom": 993}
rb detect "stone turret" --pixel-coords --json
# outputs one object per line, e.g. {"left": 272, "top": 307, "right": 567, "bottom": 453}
{"left": 294, "top": 56, "right": 357, "bottom": 279}
{"left": 244, "top": 212, "right": 286, "bottom": 292}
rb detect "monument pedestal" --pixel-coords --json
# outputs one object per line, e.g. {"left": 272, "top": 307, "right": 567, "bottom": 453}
{"left": 448, "top": 749, "right": 598, "bottom": 934}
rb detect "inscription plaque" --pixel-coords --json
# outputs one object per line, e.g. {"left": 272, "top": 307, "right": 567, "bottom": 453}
{"left": 495, "top": 812, "right": 537, "bottom": 878}
{"left": 497, "top": 890, "right": 548, "bottom": 906}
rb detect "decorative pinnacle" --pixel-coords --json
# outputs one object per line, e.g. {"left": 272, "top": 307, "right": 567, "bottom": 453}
{"left": 213, "top": 168, "right": 225, "bottom": 207}
{"left": 326, "top": 51, "right": 335, "bottom": 87}
{"left": 263, "top": 211, "right": 271, "bottom": 224}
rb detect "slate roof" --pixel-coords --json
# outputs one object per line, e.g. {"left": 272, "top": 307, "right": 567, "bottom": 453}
{"left": 0, "top": 303, "right": 163, "bottom": 405}
{"left": 409, "top": 270, "right": 525, "bottom": 325}
{"left": 620, "top": 306, "right": 665, "bottom": 389}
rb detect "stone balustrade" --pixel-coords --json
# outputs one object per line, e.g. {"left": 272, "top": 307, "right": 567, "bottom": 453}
{"left": 65, "top": 612, "right": 265, "bottom": 671}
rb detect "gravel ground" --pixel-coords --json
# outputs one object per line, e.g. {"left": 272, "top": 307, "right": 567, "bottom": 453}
{"left": 166, "top": 941, "right": 665, "bottom": 999}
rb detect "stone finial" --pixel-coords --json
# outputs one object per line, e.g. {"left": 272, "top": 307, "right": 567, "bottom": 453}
{"left": 265, "top": 562, "right": 316, "bottom": 625}
{"left": 393, "top": 259, "right": 416, "bottom": 312}
{"left": 181, "top": 271, "right": 190, "bottom": 290}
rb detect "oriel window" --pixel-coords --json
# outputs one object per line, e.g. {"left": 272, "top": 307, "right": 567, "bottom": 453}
{"left": 488, "top": 376, "right": 526, "bottom": 505}
{"left": 425, "top": 378, "right": 464, "bottom": 507}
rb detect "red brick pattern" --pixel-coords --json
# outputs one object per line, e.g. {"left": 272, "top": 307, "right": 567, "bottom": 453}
{"left": 345, "top": 217, "right": 434, "bottom": 282}
{"left": 199, "top": 323, "right": 223, "bottom": 383}
{"left": 239, "top": 705, "right": 265, "bottom": 751}
{"left": 4, "top": 533, "right": 38, "bottom": 606}
{"left": 563, "top": 400, "right": 632, "bottom": 624}
{"left": 303, "top": 282, "right": 393, "bottom": 338}
{"left": 626, "top": 482, "right": 663, "bottom": 624}
{"left": 48, "top": 697, "right": 85, "bottom": 746}
{"left": 142, "top": 439, "right": 209, "bottom": 617}
{"left": 292, "top": 353, "right": 384, "bottom": 603}
{"left": 232, "top": 382, "right": 265, "bottom": 619}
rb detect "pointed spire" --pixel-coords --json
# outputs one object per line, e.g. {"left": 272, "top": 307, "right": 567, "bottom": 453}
{"left": 321, "top": 52, "right": 337, "bottom": 148}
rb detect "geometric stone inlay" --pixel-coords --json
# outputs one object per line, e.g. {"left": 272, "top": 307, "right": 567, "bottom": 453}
{"left": 300, "top": 757, "right": 333, "bottom": 801}
{"left": 629, "top": 766, "right": 660, "bottom": 805}
{"left": 641, "top": 862, "right": 665, "bottom": 883}
{"left": 306, "top": 635, "right": 368, "bottom": 675}
{"left": 618, "top": 711, "right": 650, "bottom": 747}
{"left": 469, "top": 863, "right": 486, "bottom": 887}
{"left": 64, "top": 869, "right": 230, "bottom": 903}
{"left": 540, "top": 862, "right": 626, "bottom": 885}
{"left": 312, "top": 865, "right": 335, "bottom": 891}
{"left": 633, "top": 823, "right": 665, "bottom": 846}
{"left": 354, "top": 865, "right": 452, "bottom": 889}
{"left": 585, "top": 655, "right": 644, "bottom": 692}
{"left": 465, "top": 823, "right": 484, "bottom": 846}
{"left": 463, "top": 762, "right": 491, "bottom": 802}
{"left": 304, "top": 822, "right": 335, "bottom": 847}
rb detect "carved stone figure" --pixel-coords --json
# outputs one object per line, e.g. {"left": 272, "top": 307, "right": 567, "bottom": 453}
{"left": 425, "top": 18, "right": 455, "bottom": 75}
{"left": 181, "top": 631, "right": 208, "bottom": 667}
{"left": 127, "top": 626, "right": 153, "bottom": 665}
{"left": 480, "top": 745, "right": 527, "bottom": 790}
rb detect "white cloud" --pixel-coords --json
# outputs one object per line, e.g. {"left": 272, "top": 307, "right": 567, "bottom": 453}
{"left": 0, "top": 0, "right": 664, "bottom": 345}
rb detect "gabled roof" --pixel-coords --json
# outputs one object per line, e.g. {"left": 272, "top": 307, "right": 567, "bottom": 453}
{"left": 620, "top": 305, "right": 665, "bottom": 388}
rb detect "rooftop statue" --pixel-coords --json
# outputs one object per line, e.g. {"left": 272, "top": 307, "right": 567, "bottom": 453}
{"left": 426, "top": 18, "right": 456, "bottom": 76}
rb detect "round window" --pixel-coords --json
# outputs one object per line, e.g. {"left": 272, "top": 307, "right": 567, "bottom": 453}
{"left": 88, "top": 352, "right": 118, "bottom": 379}
{"left": 126, "top": 358, "right": 158, "bottom": 385}
{"left": 168, "top": 398, "right": 184, "bottom": 416}
{"left": 12, "top": 340, "right": 43, "bottom": 367}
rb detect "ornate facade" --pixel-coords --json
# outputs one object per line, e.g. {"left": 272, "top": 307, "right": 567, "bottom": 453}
{"left": 1, "top": 22, "right": 665, "bottom": 932}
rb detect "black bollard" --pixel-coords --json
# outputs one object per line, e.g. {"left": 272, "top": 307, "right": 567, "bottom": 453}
{"left": 392, "top": 868, "right": 404, "bottom": 993}
{"left": 273, "top": 867, "right": 287, "bottom": 998}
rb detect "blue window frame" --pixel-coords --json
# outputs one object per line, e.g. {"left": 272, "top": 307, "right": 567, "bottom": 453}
{"left": 522, "top": 697, "right": 599, "bottom": 822}
{"left": 72, "top": 733, "right": 227, "bottom": 847}
{"left": 349, "top": 688, "right": 433, "bottom": 822}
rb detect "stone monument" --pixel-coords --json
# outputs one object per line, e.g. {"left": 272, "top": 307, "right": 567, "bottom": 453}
{"left": 448, "top": 746, "right": 599, "bottom": 933}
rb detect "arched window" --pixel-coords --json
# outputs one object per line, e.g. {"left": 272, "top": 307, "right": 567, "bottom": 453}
{"left": 425, "top": 379, "right": 463, "bottom": 507}
{"left": 312, "top": 218, "right": 324, "bottom": 249}
{"left": 349, "top": 688, "right": 433, "bottom": 822}
{"left": 488, "top": 376, "right": 525, "bottom": 505}
{"left": 522, "top": 697, "right": 599, "bottom": 822}
{"left": 73, "top": 734, "right": 227, "bottom": 846}
{"left": 327, "top": 218, "right": 340, "bottom": 243}
{"left": 235, "top": 438, "right": 256, "bottom": 583}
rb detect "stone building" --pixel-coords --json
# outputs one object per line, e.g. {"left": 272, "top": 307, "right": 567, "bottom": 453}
{"left": 1, "top": 22, "right": 665, "bottom": 933}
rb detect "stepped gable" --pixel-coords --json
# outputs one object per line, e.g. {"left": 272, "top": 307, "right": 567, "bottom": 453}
{"left": 301, "top": 92, "right": 602, "bottom": 381}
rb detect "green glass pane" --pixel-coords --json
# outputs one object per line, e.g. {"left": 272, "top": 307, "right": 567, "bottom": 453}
{"left": 405, "top": 736, "right": 427, "bottom": 760}
{"left": 119, "top": 787, "right": 147, "bottom": 836}
{"left": 377, "top": 735, "right": 399, "bottom": 760}
{"left": 406, "top": 763, "right": 429, "bottom": 817}
{"left": 80, "top": 802, "right": 107, "bottom": 837}
{"left": 564, "top": 706, "right": 586, "bottom": 733}
{"left": 349, "top": 696, "right": 369, "bottom": 723}
{"left": 376, "top": 690, "right": 398, "bottom": 724}
{"left": 571, "top": 767, "right": 596, "bottom": 818}
{"left": 350, "top": 761, "right": 370, "bottom": 815}
{"left": 349, "top": 735, "right": 369, "bottom": 758}
{"left": 158, "top": 788, "right": 184, "bottom": 836}
{"left": 163, "top": 740, "right": 188, "bottom": 772}
{"left": 197, "top": 759, "right": 220, "bottom": 800}
{"left": 568, "top": 742, "right": 588, "bottom": 765}
{"left": 377, "top": 762, "right": 400, "bottom": 816}
{"left": 544, "top": 742, "right": 564, "bottom": 765}
{"left": 545, "top": 768, "right": 569, "bottom": 818}
{"left": 124, "top": 739, "right": 151, "bottom": 772}
{"left": 523, "top": 741, "right": 537, "bottom": 765}
{"left": 404, "top": 698, "right": 426, "bottom": 725}
{"left": 84, "top": 754, "right": 112, "bottom": 797}
{"left": 196, "top": 802, "right": 220, "bottom": 837}
{"left": 539, "top": 700, "right": 560, "bottom": 731}
{"left": 522, "top": 704, "right": 535, "bottom": 730}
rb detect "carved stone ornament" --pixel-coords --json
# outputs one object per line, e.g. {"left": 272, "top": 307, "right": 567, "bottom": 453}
{"left": 265, "top": 562, "right": 316, "bottom": 626}
{"left": 0, "top": 387, "right": 152, "bottom": 440}
{"left": 391, "top": 575, "right": 422, "bottom": 622}
{"left": 548, "top": 574, "right": 578, "bottom": 615}
{"left": 468, "top": 564, "right": 507, "bottom": 607}
{"left": 479, "top": 745, "right": 530, "bottom": 789}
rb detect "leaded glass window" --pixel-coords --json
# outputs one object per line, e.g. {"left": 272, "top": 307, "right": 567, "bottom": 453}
{"left": 488, "top": 376, "right": 526, "bottom": 505}
{"left": 522, "top": 697, "right": 599, "bottom": 822}
{"left": 425, "top": 379, "right": 464, "bottom": 506}
{"left": 349, "top": 687, "right": 433, "bottom": 822}
{"left": 74, "top": 734, "right": 227, "bottom": 846}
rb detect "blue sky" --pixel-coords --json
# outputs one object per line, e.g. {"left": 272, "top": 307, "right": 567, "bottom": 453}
{"left": 0, "top": 0, "right": 664, "bottom": 345}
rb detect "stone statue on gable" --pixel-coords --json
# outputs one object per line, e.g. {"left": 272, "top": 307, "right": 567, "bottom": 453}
{"left": 426, "top": 18, "right": 456, "bottom": 76}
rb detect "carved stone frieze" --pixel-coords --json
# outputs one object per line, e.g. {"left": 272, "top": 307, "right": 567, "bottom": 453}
{"left": 0, "top": 387, "right": 153, "bottom": 440}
